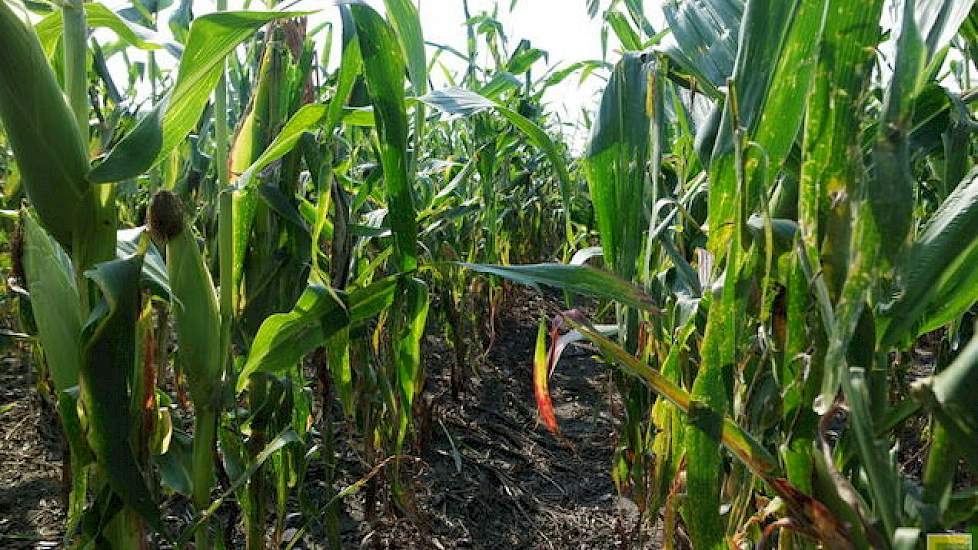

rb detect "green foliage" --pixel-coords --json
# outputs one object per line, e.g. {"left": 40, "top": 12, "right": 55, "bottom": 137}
{"left": 2, "top": 0, "right": 978, "bottom": 546}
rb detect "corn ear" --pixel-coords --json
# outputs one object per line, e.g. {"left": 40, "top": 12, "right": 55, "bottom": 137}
{"left": 0, "top": 0, "right": 91, "bottom": 246}
{"left": 149, "top": 191, "right": 222, "bottom": 409}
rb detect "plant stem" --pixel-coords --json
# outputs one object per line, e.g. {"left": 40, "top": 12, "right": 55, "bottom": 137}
{"left": 215, "top": 0, "right": 233, "bottom": 353}
{"left": 62, "top": 0, "right": 88, "bottom": 140}
{"left": 192, "top": 407, "right": 218, "bottom": 548}
{"left": 211, "top": 2, "right": 232, "bottom": 548}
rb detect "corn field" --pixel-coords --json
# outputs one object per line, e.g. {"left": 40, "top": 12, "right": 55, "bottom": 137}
{"left": 1, "top": 0, "right": 977, "bottom": 547}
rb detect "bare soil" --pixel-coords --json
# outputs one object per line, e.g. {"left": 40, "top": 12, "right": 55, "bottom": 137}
{"left": 0, "top": 353, "right": 65, "bottom": 549}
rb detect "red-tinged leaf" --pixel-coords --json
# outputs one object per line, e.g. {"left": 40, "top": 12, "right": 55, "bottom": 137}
{"left": 533, "top": 317, "right": 558, "bottom": 433}
{"left": 767, "top": 477, "right": 855, "bottom": 549}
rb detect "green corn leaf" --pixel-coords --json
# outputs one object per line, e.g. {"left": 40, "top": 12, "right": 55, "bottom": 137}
{"left": 157, "top": 431, "right": 193, "bottom": 496}
{"left": 75, "top": 9, "right": 313, "bottom": 186}
{"left": 418, "top": 88, "right": 573, "bottom": 239}
{"left": 89, "top": 9, "right": 312, "bottom": 181}
{"left": 237, "top": 285, "right": 350, "bottom": 393}
{"left": 80, "top": 253, "right": 163, "bottom": 532}
{"left": 22, "top": 211, "right": 92, "bottom": 535}
{"left": 117, "top": 227, "right": 170, "bottom": 299}
{"left": 492, "top": 105, "right": 575, "bottom": 241}
{"left": 419, "top": 87, "right": 575, "bottom": 240}
{"left": 234, "top": 276, "right": 395, "bottom": 395}
{"left": 35, "top": 2, "right": 169, "bottom": 55}
{"left": 352, "top": 3, "right": 419, "bottom": 272}
{"left": 178, "top": 429, "right": 300, "bottom": 545}
{"left": 649, "top": 311, "right": 697, "bottom": 514}
{"left": 880, "top": 167, "right": 978, "bottom": 347}
{"left": 605, "top": 11, "right": 643, "bottom": 51}
{"left": 685, "top": 258, "right": 737, "bottom": 549}
{"left": 383, "top": 0, "right": 427, "bottom": 98}
{"left": 21, "top": 210, "right": 82, "bottom": 394}
{"left": 394, "top": 277, "right": 429, "bottom": 449}
{"left": 227, "top": 16, "right": 317, "bottom": 318}
{"left": 800, "top": 0, "right": 884, "bottom": 297}
{"left": 234, "top": 7, "right": 361, "bottom": 191}
{"left": 462, "top": 262, "right": 659, "bottom": 313}
{"left": 576, "top": 320, "right": 855, "bottom": 545}
{"left": 89, "top": 102, "right": 164, "bottom": 183}
{"left": 348, "top": 276, "right": 398, "bottom": 321}
{"left": 158, "top": 9, "right": 313, "bottom": 165}
{"left": 506, "top": 42, "right": 546, "bottom": 74}
{"left": 479, "top": 71, "right": 521, "bottom": 97}
{"left": 235, "top": 104, "right": 327, "bottom": 188}
{"left": 326, "top": 328, "right": 354, "bottom": 417}
{"left": 706, "top": 0, "right": 827, "bottom": 259}
{"left": 678, "top": 0, "right": 821, "bottom": 530}
{"left": 583, "top": 52, "right": 651, "bottom": 283}
{"left": 0, "top": 0, "right": 91, "bottom": 246}
{"left": 659, "top": 0, "right": 743, "bottom": 94}
{"left": 869, "top": 0, "right": 926, "bottom": 265}
{"left": 824, "top": 204, "right": 904, "bottom": 536}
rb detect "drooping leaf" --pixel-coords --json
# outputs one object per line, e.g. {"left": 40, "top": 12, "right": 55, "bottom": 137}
{"left": 156, "top": 9, "right": 312, "bottom": 166}
{"left": 80, "top": 254, "right": 162, "bottom": 532}
{"left": 658, "top": 0, "right": 743, "bottom": 94}
{"left": 237, "top": 285, "right": 349, "bottom": 393}
{"left": 35, "top": 2, "right": 169, "bottom": 56}
{"left": 116, "top": 226, "right": 170, "bottom": 298}
{"left": 419, "top": 87, "right": 494, "bottom": 117}
{"left": 462, "top": 262, "right": 659, "bottom": 313}
{"left": 90, "top": 102, "right": 164, "bottom": 183}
